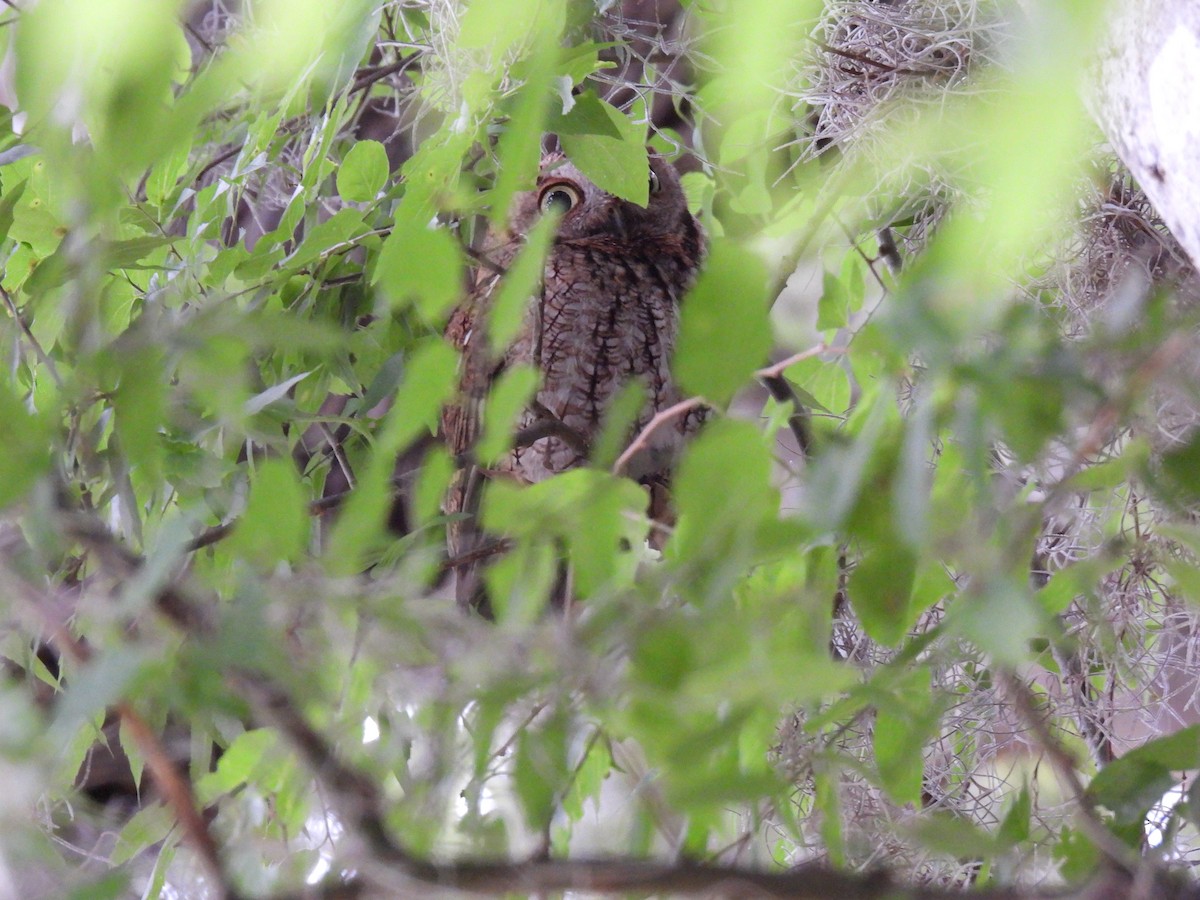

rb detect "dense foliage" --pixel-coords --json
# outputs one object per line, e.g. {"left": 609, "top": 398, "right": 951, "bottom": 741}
{"left": 2, "top": 1, "right": 1200, "bottom": 898}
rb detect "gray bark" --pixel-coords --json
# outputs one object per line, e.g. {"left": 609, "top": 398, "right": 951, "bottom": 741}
{"left": 1091, "top": 0, "right": 1200, "bottom": 268}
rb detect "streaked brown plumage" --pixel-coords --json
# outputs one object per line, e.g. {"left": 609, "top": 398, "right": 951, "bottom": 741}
{"left": 443, "top": 150, "right": 705, "bottom": 612}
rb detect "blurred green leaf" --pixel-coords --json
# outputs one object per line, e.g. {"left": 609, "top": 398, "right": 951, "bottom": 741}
{"left": 559, "top": 96, "right": 648, "bottom": 206}
{"left": 514, "top": 712, "right": 569, "bottom": 830}
{"left": 848, "top": 541, "right": 917, "bottom": 646}
{"left": 373, "top": 214, "right": 463, "bottom": 322}
{"left": 111, "top": 352, "right": 167, "bottom": 481}
{"left": 1089, "top": 726, "right": 1200, "bottom": 824}
{"left": 476, "top": 364, "right": 538, "bottom": 463}
{"left": 326, "top": 340, "right": 457, "bottom": 574}
{"left": 228, "top": 457, "right": 310, "bottom": 566}
{"left": 562, "top": 733, "right": 611, "bottom": 822}
{"left": 818, "top": 269, "right": 850, "bottom": 331}
{"left": 489, "top": 212, "right": 557, "bottom": 351}
{"left": 197, "top": 729, "right": 279, "bottom": 801}
{"left": 675, "top": 240, "right": 772, "bottom": 406}
{"left": 337, "top": 140, "right": 390, "bottom": 203}
{"left": 0, "top": 379, "right": 52, "bottom": 509}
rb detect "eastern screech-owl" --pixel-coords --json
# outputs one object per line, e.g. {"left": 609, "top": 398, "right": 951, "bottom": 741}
{"left": 442, "top": 151, "right": 706, "bottom": 611}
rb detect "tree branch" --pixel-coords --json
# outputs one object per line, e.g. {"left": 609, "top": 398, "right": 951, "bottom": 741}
{"left": 239, "top": 667, "right": 1185, "bottom": 900}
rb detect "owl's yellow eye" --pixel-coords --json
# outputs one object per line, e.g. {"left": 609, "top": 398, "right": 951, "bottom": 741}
{"left": 538, "top": 183, "right": 583, "bottom": 215}
{"left": 648, "top": 168, "right": 661, "bottom": 194}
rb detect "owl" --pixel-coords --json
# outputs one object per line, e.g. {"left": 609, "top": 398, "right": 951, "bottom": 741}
{"left": 442, "top": 150, "right": 706, "bottom": 612}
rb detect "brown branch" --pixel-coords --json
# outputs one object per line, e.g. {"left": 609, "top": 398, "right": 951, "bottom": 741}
{"left": 240, "top": 667, "right": 1177, "bottom": 900}
{"left": 754, "top": 345, "right": 844, "bottom": 460}
{"left": 0, "top": 549, "right": 234, "bottom": 899}
{"left": 28, "top": 499, "right": 1195, "bottom": 900}
{"left": 349, "top": 54, "right": 420, "bottom": 94}
{"left": 513, "top": 414, "right": 591, "bottom": 457}
{"left": 115, "top": 700, "right": 229, "bottom": 890}
{"left": 194, "top": 143, "right": 244, "bottom": 185}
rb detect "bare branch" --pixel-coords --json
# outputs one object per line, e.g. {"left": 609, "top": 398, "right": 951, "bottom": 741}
{"left": 612, "top": 396, "right": 707, "bottom": 476}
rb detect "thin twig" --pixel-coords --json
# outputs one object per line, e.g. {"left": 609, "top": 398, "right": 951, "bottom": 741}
{"left": 350, "top": 55, "right": 420, "bottom": 94}
{"left": 612, "top": 396, "right": 706, "bottom": 476}
{"left": 755, "top": 344, "right": 837, "bottom": 379}
{"left": 999, "top": 672, "right": 1142, "bottom": 874}
{"left": 0, "top": 283, "right": 63, "bottom": 389}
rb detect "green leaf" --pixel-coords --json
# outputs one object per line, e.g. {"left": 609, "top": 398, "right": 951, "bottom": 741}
{"left": 589, "top": 379, "right": 647, "bottom": 469}
{"left": 288, "top": 208, "right": 367, "bottom": 269}
{"left": 476, "top": 364, "right": 539, "bottom": 463}
{"left": 112, "top": 805, "right": 173, "bottom": 866}
{"left": 633, "top": 620, "right": 696, "bottom": 691}
{"left": 998, "top": 784, "right": 1032, "bottom": 846}
{"left": 65, "top": 873, "right": 130, "bottom": 900}
{"left": 817, "top": 268, "right": 850, "bottom": 331}
{"left": 953, "top": 580, "right": 1048, "bottom": 666}
{"left": 668, "top": 419, "right": 794, "bottom": 589}
{"left": 112, "top": 352, "right": 167, "bottom": 481}
{"left": 411, "top": 445, "right": 455, "bottom": 528}
{"left": 326, "top": 340, "right": 458, "bottom": 574}
{"left": 870, "top": 668, "right": 941, "bottom": 805}
{"left": 562, "top": 734, "right": 611, "bottom": 822}
{"left": 337, "top": 139, "right": 389, "bottom": 202}
{"left": 556, "top": 42, "right": 617, "bottom": 85}
{"left": 490, "top": 47, "right": 558, "bottom": 228}
{"left": 228, "top": 457, "right": 310, "bottom": 566}
{"left": 373, "top": 213, "right": 463, "bottom": 322}
{"left": 0, "top": 177, "right": 27, "bottom": 243}
{"left": 905, "top": 814, "right": 998, "bottom": 858}
{"left": 848, "top": 541, "right": 917, "bottom": 646}
{"left": 145, "top": 141, "right": 190, "bottom": 208}
{"left": 197, "top": 729, "right": 279, "bottom": 800}
{"left": 0, "top": 379, "right": 52, "bottom": 509}
{"left": 514, "top": 712, "right": 568, "bottom": 830}
{"left": 17, "top": 0, "right": 190, "bottom": 174}
{"left": 1088, "top": 726, "right": 1200, "bottom": 824}
{"left": 489, "top": 213, "right": 557, "bottom": 351}
{"left": 674, "top": 240, "right": 772, "bottom": 406}
{"left": 559, "top": 96, "right": 648, "bottom": 205}
{"left": 481, "top": 469, "right": 645, "bottom": 598}
{"left": 1153, "top": 434, "right": 1200, "bottom": 507}
{"left": 785, "top": 356, "right": 849, "bottom": 415}
{"left": 549, "top": 91, "right": 623, "bottom": 138}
